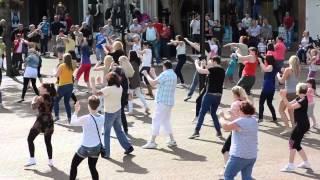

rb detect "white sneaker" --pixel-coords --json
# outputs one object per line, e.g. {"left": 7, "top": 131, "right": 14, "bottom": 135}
{"left": 280, "top": 163, "right": 295, "bottom": 172}
{"left": 280, "top": 128, "right": 292, "bottom": 135}
{"left": 142, "top": 141, "right": 157, "bottom": 149}
{"left": 24, "top": 158, "right": 36, "bottom": 167}
{"left": 48, "top": 159, "right": 54, "bottom": 167}
{"left": 297, "top": 162, "right": 311, "bottom": 169}
{"left": 192, "top": 117, "right": 198, "bottom": 124}
{"left": 167, "top": 140, "right": 177, "bottom": 147}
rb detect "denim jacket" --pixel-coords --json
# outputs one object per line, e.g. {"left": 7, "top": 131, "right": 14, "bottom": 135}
{"left": 25, "top": 52, "right": 40, "bottom": 68}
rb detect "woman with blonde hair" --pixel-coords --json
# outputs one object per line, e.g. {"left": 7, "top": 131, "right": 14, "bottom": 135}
{"left": 104, "top": 41, "right": 125, "bottom": 64}
{"left": 219, "top": 86, "right": 249, "bottom": 175}
{"left": 93, "top": 55, "right": 113, "bottom": 85}
{"left": 119, "top": 56, "right": 135, "bottom": 78}
{"left": 277, "top": 55, "right": 300, "bottom": 135}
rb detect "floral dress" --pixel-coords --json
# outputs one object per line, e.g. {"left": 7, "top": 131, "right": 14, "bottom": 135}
{"left": 31, "top": 94, "right": 54, "bottom": 135}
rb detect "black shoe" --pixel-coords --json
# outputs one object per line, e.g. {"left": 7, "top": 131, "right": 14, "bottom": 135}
{"left": 17, "top": 99, "right": 24, "bottom": 103}
{"left": 258, "top": 119, "right": 263, "bottom": 123}
{"left": 272, "top": 118, "right": 278, "bottom": 122}
{"left": 184, "top": 96, "right": 192, "bottom": 102}
{"left": 216, "top": 132, "right": 223, "bottom": 138}
{"left": 54, "top": 117, "right": 60, "bottom": 122}
{"left": 124, "top": 146, "right": 134, "bottom": 155}
{"left": 189, "top": 131, "right": 200, "bottom": 139}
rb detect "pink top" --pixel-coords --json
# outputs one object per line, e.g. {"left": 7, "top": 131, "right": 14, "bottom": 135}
{"left": 229, "top": 100, "right": 242, "bottom": 121}
{"left": 307, "top": 88, "right": 315, "bottom": 104}
{"left": 266, "top": 50, "right": 274, "bottom": 56}
{"left": 273, "top": 42, "right": 286, "bottom": 61}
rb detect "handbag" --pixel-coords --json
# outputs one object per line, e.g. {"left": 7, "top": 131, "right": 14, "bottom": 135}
{"left": 90, "top": 115, "right": 106, "bottom": 158}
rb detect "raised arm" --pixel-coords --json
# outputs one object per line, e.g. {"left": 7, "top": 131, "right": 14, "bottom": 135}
{"left": 258, "top": 58, "right": 273, "bottom": 72}
{"left": 194, "top": 60, "right": 209, "bottom": 74}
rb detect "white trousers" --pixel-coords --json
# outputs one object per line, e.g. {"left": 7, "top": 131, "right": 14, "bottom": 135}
{"left": 128, "top": 88, "right": 148, "bottom": 112}
{"left": 152, "top": 103, "right": 173, "bottom": 136}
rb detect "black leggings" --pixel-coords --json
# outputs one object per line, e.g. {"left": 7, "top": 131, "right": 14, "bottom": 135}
{"left": 221, "top": 133, "right": 232, "bottom": 154}
{"left": 238, "top": 63, "right": 244, "bottom": 79}
{"left": 289, "top": 125, "right": 309, "bottom": 151}
{"left": 71, "top": 93, "right": 77, "bottom": 104}
{"left": 22, "top": 77, "right": 39, "bottom": 100}
{"left": 70, "top": 153, "right": 99, "bottom": 180}
{"left": 175, "top": 54, "right": 186, "bottom": 84}
{"left": 140, "top": 67, "right": 150, "bottom": 85}
{"left": 259, "top": 90, "right": 277, "bottom": 120}
{"left": 121, "top": 104, "right": 128, "bottom": 133}
{"left": 27, "top": 129, "right": 52, "bottom": 159}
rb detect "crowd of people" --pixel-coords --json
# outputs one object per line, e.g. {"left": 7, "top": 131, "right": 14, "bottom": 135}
{"left": 0, "top": 8, "right": 319, "bottom": 180}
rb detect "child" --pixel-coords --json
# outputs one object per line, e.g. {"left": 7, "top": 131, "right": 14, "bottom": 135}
{"left": 225, "top": 49, "right": 237, "bottom": 84}
{"left": 139, "top": 41, "right": 154, "bottom": 98}
{"left": 131, "top": 34, "right": 141, "bottom": 52}
{"left": 257, "top": 38, "right": 267, "bottom": 57}
{"left": 306, "top": 78, "right": 318, "bottom": 128}
{"left": 0, "top": 37, "right": 6, "bottom": 106}
{"left": 69, "top": 96, "right": 105, "bottom": 180}
{"left": 307, "top": 49, "right": 318, "bottom": 79}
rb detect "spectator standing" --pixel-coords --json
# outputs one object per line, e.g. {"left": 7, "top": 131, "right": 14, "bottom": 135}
{"left": 143, "top": 21, "right": 160, "bottom": 65}
{"left": 283, "top": 12, "right": 294, "bottom": 49}
{"left": 247, "top": 20, "right": 261, "bottom": 48}
{"left": 129, "top": 18, "right": 143, "bottom": 36}
{"left": 252, "top": 0, "right": 261, "bottom": 19}
{"left": 159, "top": 24, "right": 172, "bottom": 59}
{"left": 103, "top": 19, "right": 114, "bottom": 38}
{"left": 241, "top": 13, "right": 252, "bottom": 29}
{"left": 12, "top": 34, "right": 28, "bottom": 71}
{"left": 38, "top": 16, "right": 50, "bottom": 55}
{"left": 232, "top": 22, "right": 247, "bottom": 43}
{"left": 260, "top": 18, "right": 273, "bottom": 41}
{"left": 190, "top": 14, "right": 201, "bottom": 49}
{"left": 27, "top": 25, "right": 41, "bottom": 51}
{"left": 297, "top": 31, "right": 313, "bottom": 64}
{"left": 274, "top": 36, "right": 287, "bottom": 72}
{"left": 95, "top": 27, "right": 106, "bottom": 63}
{"left": 64, "top": 13, "right": 73, "bottom": 32}
{"left": 84, "top": 12, "right": 94, "bottom": 31}
{"left": 212, "top": 20, "right": 223, "bottom": 45}
{"left": 51, "top": 15, "right": 65, "bottom": 56}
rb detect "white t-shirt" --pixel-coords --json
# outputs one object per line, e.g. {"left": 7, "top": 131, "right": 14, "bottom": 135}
{"left": 141, "top": 49, "right": 152, "bottom": 67}
{"left": 24, "top": 67, "right": 38, "bottom": 78}
{"left": 70, "top": 114, "right": 105, "bottom": 147}
{"left": 101, "top": 86, "right": 123, "bottom": 113}
{"left": 190, "top": 20, "right": 200, "bottom": 35}
{"left": 132, "top": 43, "right": 141, "bottom": 52}
{"left": 176, "top": 42, "right": 186, "bottom": 55}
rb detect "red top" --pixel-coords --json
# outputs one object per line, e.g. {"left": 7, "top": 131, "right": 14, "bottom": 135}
{"left": 242, "top": 59, "right": 258, "bottom": 77}
{"left": 274, "top": 42, "right": 286, "bottom": 61}
{"left": 153, "top": 23, "right": 163, "bottom": 34}
{"left": 283, "top": 16, "right": 294, "bottom": 30}
{"left": 160, "top": 27, "right": 171, "bottom": 39}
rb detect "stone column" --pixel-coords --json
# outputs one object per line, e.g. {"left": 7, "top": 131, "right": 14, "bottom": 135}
{"left": 214, "top": 0, "right": 220, "bottom": 21}
{"left": 83, "top": 0, "right": 88, "bottom": 19}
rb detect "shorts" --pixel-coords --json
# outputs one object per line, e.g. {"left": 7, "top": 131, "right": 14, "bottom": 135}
{"left": 57, "top": 47, "right": 65, "bottom": 54}
{"left": 76, "top": 144, "right": 101, "bottom": 158}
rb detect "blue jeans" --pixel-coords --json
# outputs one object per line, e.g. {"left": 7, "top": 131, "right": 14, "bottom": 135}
{"left": 54, "top": 84, "right": 73, "bottom": 119}
{"left": 224, "top": 156, "right": 256, "bottom": 180}
{"left": 149, "top": 40, "right": 160, "bottom": 64}
{"left": 286, "top": 30, "right": 293, "bottom": 48}
{"left": 104, "top": 110, "right": 131, "bottom": 157}
{"left": 187, "top": 71, "right": 199, "bottom": 97}
{"left": 95, "top": 48, "right": 105, "bottom": 62}
{"left": 195, "top": 93, "right": 222, "bottom": 133}
{"left": 297, "top": 48, "right": 307, "bottom": 63}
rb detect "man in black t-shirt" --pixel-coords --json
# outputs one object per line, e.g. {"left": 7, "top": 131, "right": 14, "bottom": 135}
{"left": 27, "top": 24, "right": 41, "bottom": 50}
{"left": 51, "top": 15, "right": 65, "bottom": 56}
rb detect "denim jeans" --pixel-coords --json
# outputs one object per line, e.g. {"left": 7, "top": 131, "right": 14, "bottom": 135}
{"left": 224, "top": 156, "right": 256, "bottom": 180}
{"left": 54, "top": 84, "right": 73, "bottom": 119}
{"left": 286, "top": 30, "right": 293, "bottom": 48}
{"left": 95, "top": 48, "right": 105, "bottom": 62}
{"left": 40, "top": 35, "right": 49, "bottom": 54}
{"left": 195, "top": 93, "right": 222, "bottom": 133}
{"left": 104, "top": 110, "right": 131, "bottom": 157}
{"left": 149, "top": 40, "right": 160, "bottom": 64}
{"left": 187, "top": 71, "right": 199, "bottom": 97}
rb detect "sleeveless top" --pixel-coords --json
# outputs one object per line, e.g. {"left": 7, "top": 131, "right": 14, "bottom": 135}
{"left": 262, "top": 65, "right": 277, "bottom": 92}
{"left": 242, "top": 58, "right": 258, "bottom": 77}
{"left": 285, "top": 70, "right": 298, "bottom": 94}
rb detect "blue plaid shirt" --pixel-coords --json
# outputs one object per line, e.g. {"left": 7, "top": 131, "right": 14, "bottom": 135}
{"left": 155, "top": 69, "right": 177, "bottom": 106}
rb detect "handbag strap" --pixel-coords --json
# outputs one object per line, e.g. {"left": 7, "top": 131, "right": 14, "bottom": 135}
{"left": 90, "top": 114, "right": 103, "bottom": 145}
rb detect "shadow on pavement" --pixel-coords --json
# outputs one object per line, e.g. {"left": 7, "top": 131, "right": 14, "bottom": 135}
{"left": 24, "top": 166, "right": 69, "bottom": 180}
{"left": 290, "top": 169, "right": 320, "bottom": 179}
{"left": 108, "top": 155, "right": 149, "bottom": 174}
{"left": 127, "top": 135, "right": 147, "bottom": 147}
{"left": 55, "top": 122, "right": 82, "bottom": 133}
{"left": 157, "top": 146, "right": 207, "bottom": 162}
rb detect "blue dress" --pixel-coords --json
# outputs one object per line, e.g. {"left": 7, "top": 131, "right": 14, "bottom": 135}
{"left": 226, "top": 57, "right": 237, "bottom": 77}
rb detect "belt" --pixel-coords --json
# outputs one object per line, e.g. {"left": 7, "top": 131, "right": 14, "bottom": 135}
{"left": 207, "top": 93, "right": 222, "bottom": 96}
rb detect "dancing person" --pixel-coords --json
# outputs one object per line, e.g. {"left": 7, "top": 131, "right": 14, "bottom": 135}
{"left": 141, "top": 60, "right": 177, "bottom": 149}
{"left": 54, "top": 53, "right": 75, "bottom": 122}
{"left": 168, "top": 35, "right": 187, "bottom": 86}
{"left": 280, "top": 83, "right": 312, "bottom": 172}
{"left": 18, "top": 46, "right": 40, "bottom": 103}
{"left": 74, "top": 37, "right": 91, "bottom": 92}
{"left": 306, "top": 79, "right": 318, "bottom": 128}
{"left": 69, "top": 96, "right": 104, "bottom": 180}
{"left": 25, "top": 83, "right": 56, "bottom": 167}
{"left": 95, "top": 27, "right": 106, "bottom": 63}
{"left": 105, "top": 41, "right": 125, "bottom": 64}
{"left": 219, "top": 101, "right": 258, "bottom": 180}
{"left": 225, "top": 50, "right": 238, "bottom": 84}
{"left": 258, "top": 55, "right": 278, "bottom": 122}
{"left": 92, "top": 72, "right": 134, "bottom": 158}
{"left": 297, "top": 31, "right": 313, "bottom": 64}
{"left": 224, "top": 36, "right": 249, "bottom": 79}
{"left": 277, "top": 55, "right": 300, "bottom": 135}
{"left": 219, "top": 86, "right": 248, "bottom": 174}
{"left": 307, "top": 49, "right": 318, "bottom": 79}
{"left": 139, "top": 41, "right": 154, "bottom": 99}
{"left": 274, "top": 36, "right": 287, "bottom": 73}
{"left": 56, "top": 29, "right": 68, "bottom": 61}
{"left": 93, "top": 55, "right": 113, "bottom": 86}
{"left": 235, "top": 47, "right": 258, "bottom": 98}
{"left": 189, "top": 56, "right": 225, "bottom": 139}
{"left": 127, "top": 51, "right": 149, "bottom": 115}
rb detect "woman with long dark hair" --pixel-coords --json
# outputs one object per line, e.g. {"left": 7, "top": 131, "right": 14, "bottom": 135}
{"left": 127, "top": 50, "right": 149, "bottom": 115}
{"left": 54, "top": 53, "right": 75, "bottom": 122}
{"left": 25, "top": 83, "right": 56, "bottom": 167}
{"left": 258, "top": 55, "right": 278, "bottom": 122}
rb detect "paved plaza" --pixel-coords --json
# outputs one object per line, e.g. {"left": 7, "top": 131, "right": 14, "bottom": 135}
{"left": 0, "top": 55, "right": 319, "bottom": 180}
